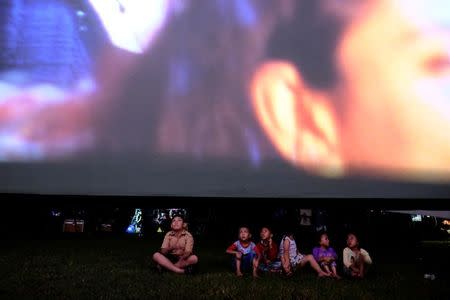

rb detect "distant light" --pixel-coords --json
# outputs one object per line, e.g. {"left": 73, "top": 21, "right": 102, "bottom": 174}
{"left": 412, "top": 214, "right": 422, "bottom": 222}
{"left": 126, "top": 225, "right": 135, "bottom": 233}
{"left": 51, "top": 210, "right": 61, "bottom": 217}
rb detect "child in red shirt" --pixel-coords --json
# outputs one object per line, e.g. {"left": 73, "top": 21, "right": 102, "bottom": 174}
{"left": 254, "top": 227, "right": 281, "bottom": 275}
{"left": 226, "top": 227, "right": 258, "bottom": 277}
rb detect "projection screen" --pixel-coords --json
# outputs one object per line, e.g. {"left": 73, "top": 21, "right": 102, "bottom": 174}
{"left": 1, "top": 0, "right": 450, "bottom": 197}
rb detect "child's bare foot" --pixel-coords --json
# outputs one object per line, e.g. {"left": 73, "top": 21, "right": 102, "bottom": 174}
{"left": 236, "top": 271, "right": 243, "bottom": 277}
{"left": 252, "top": 272, "right": 260, "bottom": 278}
{"left": 318, "top": 271, "right": 331, "bottom": 277}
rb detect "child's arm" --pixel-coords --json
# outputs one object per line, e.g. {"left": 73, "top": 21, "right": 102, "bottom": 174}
{"left": 312, "top": 247, "right": 322, "bottom": 262}
{"left": 360, "top": 249, "right": 372, "bottom": 265}
{"left": 254, "top": 244, "right": 262, "bottom": 259}
{"left": 282, "top": 238, "right": 291, "bottom": 272}
{"left": 267, "top": 240, "right": 278, "bottom": 262}
{"left": 180, "top": 235, "right": 194, "bottom": 259}
{"left": 226, "top": 243, "right": 242, "bottom": 257}
{"left": 330, "top": 248, "right": 338, "bottom": 261}
{"left": 342, "top": 248, "right": 353, "bottom": 268}
{"left": 160, "top": 233, "right": 172, "bottom": 255}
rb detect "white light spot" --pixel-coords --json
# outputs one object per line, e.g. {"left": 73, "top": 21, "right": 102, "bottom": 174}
{"left": 89, "top": 0, "right": 171, "bottom": 53}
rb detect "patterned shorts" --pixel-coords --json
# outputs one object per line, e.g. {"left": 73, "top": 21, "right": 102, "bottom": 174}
{"left": 290, "top": 253, "right": 305, "bottom": 268}
{"left": 259, "top": 261, "right": 282, "bottom": 272}
{"left": 320, "top": 261, "right": 337, "bottom": 268}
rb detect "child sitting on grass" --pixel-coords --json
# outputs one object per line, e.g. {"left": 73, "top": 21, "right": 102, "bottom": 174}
{"left": 152, "top": 215, "right": 198, "bottom": 275}
{"left": 343, "top": 232, "right": 372, "bottom": 279}
{"left": 279, "top": 232, "right": 330, "bottom": 277}
{"left": 312, "top": 232, "right": 340, "bottom": 279}
{"left": 254, "top": 227, "right": 281, "bottom": 275}
{"left": 226, "top": 226, "right": 258, "bottom": 277}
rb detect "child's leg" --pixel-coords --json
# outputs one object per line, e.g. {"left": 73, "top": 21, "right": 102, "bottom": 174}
{"left": 252, "top": 256, "right": 259, "bottom": 277}
{"left": 331, "top": 263, "right": 341, "bottom": 279}
{"left": 152, "top": 252, "right": 185, "bottom": 274}
{"left": 281, "top": 255, "right": 291, "bottom": 274}
{"left": 235, "top": 257, "right": 243, "bottom": 276}
{"left": 323, "top": 264, "right": 331, "bottom": 275}
{"left": 174, "top": 255, "right": 199, "bottom": 268}
{"left": 359, "top": 260, "right": 365, "bottom": 278}
{"left": 299, "top": 255, "right": 330, "bottom": 277}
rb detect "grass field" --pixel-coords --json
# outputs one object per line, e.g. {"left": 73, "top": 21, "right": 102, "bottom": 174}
{"left": 0, "top": 236, "right": 448, "bottom": 299}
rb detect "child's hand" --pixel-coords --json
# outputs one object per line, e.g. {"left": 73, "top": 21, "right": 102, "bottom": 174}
{"left": 235, "top": 252, "right": 243, "bottom": 259}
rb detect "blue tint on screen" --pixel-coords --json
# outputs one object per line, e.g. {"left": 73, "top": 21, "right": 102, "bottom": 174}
{"left": 1, "top": 0, "right": 93, "bottom": 88}
{"left": 245, "top": 128, "right": 262, "bottom": 167}
{"left": 234, "top": 0, "right": 257, "bottom": 27}
{"left": 0, "top": 134, "right": 44, "bottom": 161}
{"left": 168, "top": 57, "right": 191, "bottom": 96}
{"left": 215, "top": 0, "right": 257, "bottom": 27}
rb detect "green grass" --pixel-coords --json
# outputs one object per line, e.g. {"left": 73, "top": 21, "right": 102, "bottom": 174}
{"left": 0, "top": 237, "right": 448, "bottom": 299}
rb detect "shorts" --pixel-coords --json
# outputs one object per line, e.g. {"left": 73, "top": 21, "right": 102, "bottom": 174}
{"left": 259, "top": 260, "right": 282, "bottom": 272}
{"left": 160, "top": 252, "right": 181, "bottom": 264}
{"left": 232, "top": 252, "right": 256, "bottom": 272}
{"left": 343, "top": 266, "right": 353, "bottom": 277}
{"left": 320, "top": 261, "right": 337, "bottom": 268}
{"left": 290, "top": 253, "right": 305, "bottom": 268}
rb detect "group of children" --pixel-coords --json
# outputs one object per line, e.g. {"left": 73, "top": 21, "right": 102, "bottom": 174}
{"left": 152, "top": 215, "right": 372, "bottom": 279}
{"left": 226, "top": 226, "right": 372, "bottom": 279}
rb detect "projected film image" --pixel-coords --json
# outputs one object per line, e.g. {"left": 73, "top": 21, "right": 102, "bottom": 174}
{"left": 2, "top": 0, "right": 450, "bottom": 183}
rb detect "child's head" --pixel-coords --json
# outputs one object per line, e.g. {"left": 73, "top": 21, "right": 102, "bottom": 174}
{"left": 238, "top": 227, "right": 252, "bottom": 242}
{"left": 318, "top": 232, "right": 330, "bottom": 248}
{"left": 170, "top": 215, "right": 185, "bottom": 231}
{"left": 346, "top": 233, "right": 359, "bottom": 249}
{"left": 284, "top": 231, "right": 295, "bottom": 240}
{"left": 260, "top": 227, "right": 273, "bottom": 241}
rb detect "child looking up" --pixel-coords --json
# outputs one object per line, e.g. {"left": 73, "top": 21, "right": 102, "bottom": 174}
{"left": 312, "top": 232, "right": 340, "bottom": 279}
{"left": 226, "top": 227, "right": 258, "bottom": 277}
{"left": 279, "top": 232, "right": 329, "bottom": 277}
{"left": 254, "top": 227, "right": 281, "bottom": 275}
{"left": 343, "top": 233, "right": 372, "bottom": 278}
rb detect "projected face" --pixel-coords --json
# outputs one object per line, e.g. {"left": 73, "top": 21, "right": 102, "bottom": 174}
{"left": 337, "top": 0, "right": 450, "bottom": 178}
{"left": 251, "top": 0, "right": 450, "bottom": 180}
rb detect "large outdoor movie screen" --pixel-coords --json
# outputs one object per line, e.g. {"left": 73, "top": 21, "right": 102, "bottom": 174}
{"left": 1, "top": 0, "right": 450, "bottom": 196}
